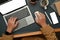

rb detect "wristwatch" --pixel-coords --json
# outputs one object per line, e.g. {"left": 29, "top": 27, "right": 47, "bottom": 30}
{"left": 5, "top": 31, "right": 12, "bottom": 35}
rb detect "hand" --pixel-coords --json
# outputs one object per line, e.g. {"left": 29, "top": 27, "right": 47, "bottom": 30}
{"left": 35, "top": 11, "right": 47, "bottom": 27}
{"left": 7, "top": 17, "right": 18, "bottom": 33}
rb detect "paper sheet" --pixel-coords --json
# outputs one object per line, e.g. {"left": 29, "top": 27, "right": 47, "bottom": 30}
{"left": 0, "top": 0, "right": 26, "bottom": 14}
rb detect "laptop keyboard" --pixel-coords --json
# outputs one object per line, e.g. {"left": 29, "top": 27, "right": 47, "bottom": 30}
{"left": 5, "top": 7, "right": 30, "bottom": 21}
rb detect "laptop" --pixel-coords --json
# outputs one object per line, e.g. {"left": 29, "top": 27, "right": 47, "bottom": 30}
{"left": 3, "top": 6, "right": 35, "bottom": 31}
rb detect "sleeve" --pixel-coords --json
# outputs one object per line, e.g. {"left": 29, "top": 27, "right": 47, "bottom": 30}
{"left": 41, "top": 25, "right": 58, "bottom": 40}
{"left": 0, "top": 37, "right": 2, "bottom": 40}
{"left": 0, "top": 34, "right": 13, "bottom": 40}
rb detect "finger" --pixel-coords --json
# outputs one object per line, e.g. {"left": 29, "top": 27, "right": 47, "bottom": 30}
{"left": 34, "top": 11, "right": 40, "bottom": 18}
{"left": 35, "top": 13, "right": 39, "bottom": 24}
{"left": 8, "top": 17, "right": 13, "bottom": 23}
{"left": 35, "top": 12, "right": 37, "bottom": 18}
{"left": 34, "top": 11, "right": 40, "bottom": 15}
{"left": 36, "top": 12, "right": 41, "bottom": 19}
{"left": 40, "top": 13, "right": 46, "bottom": 19}
{"left": 34, "top": 11, "right": 43, "bottom": 23}
{"left": 34, "top": 11, "right": 45, "bottom": 17}
{"left": 38, "top": 12, "right": 46, "bottom": 20}
{"left": 13, "top": 17, "right": 17, "bottom": 22}
{"left": 15, "top": 21, "right": 19, "bottom": 27}
{"left": 39, "top": 12, "right": 45, "bottom": 17}
{"left": 8, "top": 17, "right": 12, "bottom": 21}
{"left": 35, "top": 18, "right": 38, "bottom": 23}
{"left": 35, "top": 12, "right": 39, "bottom": 22}
{"left": 10, "top": 17, "right": 14, "bottom": 20}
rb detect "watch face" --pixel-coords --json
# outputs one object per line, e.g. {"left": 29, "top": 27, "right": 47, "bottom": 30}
{"left": 0, "top": 0, "right": 11, "bottom": 5}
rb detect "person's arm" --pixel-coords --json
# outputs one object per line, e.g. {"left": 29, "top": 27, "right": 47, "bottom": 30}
{"left": 41, "top": 24, "right": 58, "bottom": 40}
{"left": 1, "top": 17, "right": 18, "bottom": 40}
{"left": 1, "top": 34, "right": 13, "bottom": 40}
{"left": 0, "top": 37, "right": 2, "bottom": 40}
{"left": 35, "top": 11, "right": 58, "bottom": 40}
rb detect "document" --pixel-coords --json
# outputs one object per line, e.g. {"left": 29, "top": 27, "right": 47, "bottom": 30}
{"left": 0, "top": 0, "right": 26, "bottom": 14}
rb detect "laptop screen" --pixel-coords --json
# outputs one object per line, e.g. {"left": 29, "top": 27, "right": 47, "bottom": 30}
{"left": 0, "top": 0, "right": 26, "bottom": 14}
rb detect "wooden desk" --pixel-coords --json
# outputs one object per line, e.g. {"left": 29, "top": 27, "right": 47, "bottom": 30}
{"left": 13, "top": 28, "right": 60, "bottom": 38}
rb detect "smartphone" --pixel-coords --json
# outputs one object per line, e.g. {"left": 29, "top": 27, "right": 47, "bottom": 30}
{"left": 50, "top": 12, "right": 59, "bottom": 24}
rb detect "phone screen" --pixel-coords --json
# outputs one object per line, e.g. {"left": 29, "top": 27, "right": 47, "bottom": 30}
{"left": 50, "top": 12, "right": 59, "bottom": 24}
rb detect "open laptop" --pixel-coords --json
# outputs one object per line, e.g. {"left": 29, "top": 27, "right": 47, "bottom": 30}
{"left": 3, "top": 6, "right": 35, "bottom": 31}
